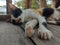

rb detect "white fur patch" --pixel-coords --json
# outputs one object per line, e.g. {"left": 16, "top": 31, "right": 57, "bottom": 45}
{"left": 11, "top": 9, "right": 53, "bottom": 39}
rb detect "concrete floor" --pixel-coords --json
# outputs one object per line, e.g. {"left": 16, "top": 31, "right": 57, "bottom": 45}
{"left": 0, "top": 22, "right": 33, "bottom": 45}
{"left": 0, "top": 21, "right": 60, "bottom": 45}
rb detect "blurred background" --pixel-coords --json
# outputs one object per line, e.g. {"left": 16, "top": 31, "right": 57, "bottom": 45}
{"left": 0, "top": 0, "right": 52, "bottom": 15}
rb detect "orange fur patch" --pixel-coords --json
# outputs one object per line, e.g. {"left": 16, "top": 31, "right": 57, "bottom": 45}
{"left": 33, "top": 8, "right": 43, "bottom": 16}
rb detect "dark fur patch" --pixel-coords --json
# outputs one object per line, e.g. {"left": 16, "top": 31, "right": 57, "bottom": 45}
{"left": 11, "top": 8, "right": 22, "bottom": 18}
{"left": 42, "top": 22, "right": 48, "bottom": 29}
{"left": 43, "top": 8, "right": 54, "bottom": 19}
{"left": 12, "top": 19, "right": 21, "bottom": 25}
{"left": 12, "top": 19, "right": 17, "bottom": 24}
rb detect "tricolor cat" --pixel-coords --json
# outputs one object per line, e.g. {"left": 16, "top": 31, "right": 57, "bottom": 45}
{"left": 9, "top": 3, "right": 60, "bottom": 40}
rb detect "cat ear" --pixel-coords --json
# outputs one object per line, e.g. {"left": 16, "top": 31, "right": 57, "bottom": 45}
{"left": 9, "top": 3, "right": 17, "bottom": 10}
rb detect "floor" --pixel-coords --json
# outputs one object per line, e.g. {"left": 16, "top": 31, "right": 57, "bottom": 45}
{"left": 0, "top": 21, "right": 60, "bottom": 45}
